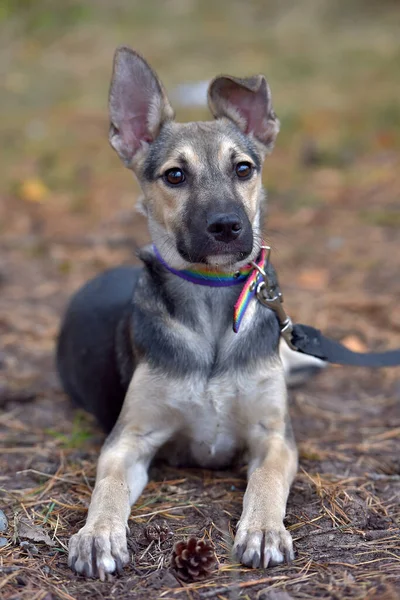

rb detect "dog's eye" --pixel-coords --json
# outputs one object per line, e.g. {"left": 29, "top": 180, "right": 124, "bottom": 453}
{"left": 235, "top": 162, "right": 253, "bottom": 179}
{"left": 164, "top": 168, "right": 185, "bottom": 185}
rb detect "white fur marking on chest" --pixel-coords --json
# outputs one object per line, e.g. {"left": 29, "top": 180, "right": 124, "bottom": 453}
{"left": 173, "top": 364, "right": 278, "bottom": 468}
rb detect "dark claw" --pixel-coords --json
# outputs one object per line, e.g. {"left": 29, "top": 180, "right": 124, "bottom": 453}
{"left": 251, "top": 551, "right": 260, "bottom": 569}
{"left": 233, "top": 544, "right": 245, "bottom": 561}
{"left": 91, "top": 538, "right": 97, "bottom": 578}
{"left": 115, "top": 557, "right": 124, "bottom": 575}
{"left": 82, "top": 561, "right": 92, "bottom": 578}
{"left": 284, "top": 547, "right": 294, "bottom": 563}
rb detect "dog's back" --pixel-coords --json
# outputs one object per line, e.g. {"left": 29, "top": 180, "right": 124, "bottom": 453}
{"left": 57, "top": 266, "right": 141, "bottom": 431}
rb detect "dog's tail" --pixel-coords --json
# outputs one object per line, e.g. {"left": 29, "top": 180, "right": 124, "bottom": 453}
{"left": 280, "top": 339, "right": 327, "bottom": 387}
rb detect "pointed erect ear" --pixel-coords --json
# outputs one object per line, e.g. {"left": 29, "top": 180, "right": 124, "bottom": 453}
{"left": 109, "top": 47, "right": 174, "bottom": 166}
{"left": 208, "top": 75, "right": 279, "bottom": 153}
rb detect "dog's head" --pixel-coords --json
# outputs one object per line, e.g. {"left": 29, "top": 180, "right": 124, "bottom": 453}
{"left": 109, "top": 47, "right": 279, "bottom": 270}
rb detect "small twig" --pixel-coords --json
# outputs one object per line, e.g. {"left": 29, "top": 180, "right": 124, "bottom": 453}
{"left": 53, "top": 534, "right": 68, "bottom": 551}
{"left": 49, "top": 585, "right": 78, "bottom": 600}
{"left": 16, "top": 469, "right": 80, "bottom": 484}
{"left": 130, "top": 503, "right": 205, "bottom": 520}
{"left": 294, "top": 523, "right": 355, "bottom": 542}
{"left": 368, "top": 473, "right": 400, "bottom": 482}
{"left": 52, "top": 512, "right": 60, "bottom": 540}
{"left": 165, "top": 574, "right": 315, "bottom": 597}
{"left": 0, "top": 570, "right": 22, "bottom": 590}
{"left": 139, "top": 540, "right": 154, "bottom": 560}
{"left": 198, "top": 575, "right": 294, "bottom": 598}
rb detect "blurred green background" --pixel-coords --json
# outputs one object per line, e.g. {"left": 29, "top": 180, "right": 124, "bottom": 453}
{"left": 1, "top": 0, "right": 399, "bottom": 240}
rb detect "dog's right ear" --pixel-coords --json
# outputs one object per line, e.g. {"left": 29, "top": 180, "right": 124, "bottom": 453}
{"left": 109, "top": 47, "right": 174, "bottom": 167}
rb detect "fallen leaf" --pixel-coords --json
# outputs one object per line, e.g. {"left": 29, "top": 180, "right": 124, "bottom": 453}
{"left": 342, "top": 335, "right": 368, "bottom": 353}
{"left": 19, "top": 178, "right": 49, "bottom": 203}
{"left": 376, "top": 130, "right": 397, "bottom": 149}
{"left": 296, "top": 269, "right": 329, "bottom": 290}
{"left": 16, "top": 518, "right": 55, "bottom": 547}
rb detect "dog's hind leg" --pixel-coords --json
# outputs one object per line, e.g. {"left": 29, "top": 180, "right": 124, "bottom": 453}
{"left": 57, "top": 266, "right": 142, "bottom": 432}
{"left": 68, "top": 363, "right": 181, "bottom": 579}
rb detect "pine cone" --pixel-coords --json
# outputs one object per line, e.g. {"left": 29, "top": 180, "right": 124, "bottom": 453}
{"left": 144, "top": 520, "right": 173, "bottom": 542}
{"left": 171, "top": 537, "right": 217, "bottom": 581}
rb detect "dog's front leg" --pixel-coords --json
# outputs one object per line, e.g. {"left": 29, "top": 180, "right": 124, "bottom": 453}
{"left": 234, "top": 367, "right": 298, "bottom": 569}
{"left": 68, "top": 364, "right": 179, "bottom": 579}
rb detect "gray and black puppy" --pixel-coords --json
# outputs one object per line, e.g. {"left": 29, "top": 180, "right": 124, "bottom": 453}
{"left": 57, "top": 47, "right": 324, "bottom": 580}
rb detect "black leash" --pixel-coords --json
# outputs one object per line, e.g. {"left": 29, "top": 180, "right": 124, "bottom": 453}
{"left": 251, "top": 247, "right": 400, "bottom": 368}
{"left": 291, "top": 323, "right": 400, "bottom": 367}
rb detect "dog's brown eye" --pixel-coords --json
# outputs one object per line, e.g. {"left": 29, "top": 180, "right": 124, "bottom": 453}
{"left": 235, "top": 162, "right": 253, "bottom": 179}
{"left": 164, "top": 168, "right": 185, "bottom": 185}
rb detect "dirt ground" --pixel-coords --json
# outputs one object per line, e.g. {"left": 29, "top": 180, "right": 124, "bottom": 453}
{"left": 1, "top": 2, "right": 400, "bottom": 599}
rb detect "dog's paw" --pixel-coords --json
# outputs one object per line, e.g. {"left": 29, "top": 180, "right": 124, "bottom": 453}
{"left": 233, "top": 526, "right": 294, "bottom": 569}
{"left": 68, "top": 521, "right": 129, "bottom": 579}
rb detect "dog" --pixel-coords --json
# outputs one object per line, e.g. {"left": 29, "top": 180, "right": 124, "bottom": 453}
{"left": 57, "top": 47, "right": 325, "bottom": 580}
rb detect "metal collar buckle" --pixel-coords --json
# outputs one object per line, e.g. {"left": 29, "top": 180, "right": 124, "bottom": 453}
{"left": 251, "top": 246, "right": 297, "bottom": 351}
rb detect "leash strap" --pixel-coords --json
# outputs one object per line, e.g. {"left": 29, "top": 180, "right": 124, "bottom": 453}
{"left": 233, "top": 248, "right": 268, "bottom": 332}
{"left": 253, "top": 246, "right": 400, "bottom": 368}
{"left": 291, "top": 323, "right": 400, "bottom": 368}
{"left": 152, "top": 243, "right": 400, "bottom": 367}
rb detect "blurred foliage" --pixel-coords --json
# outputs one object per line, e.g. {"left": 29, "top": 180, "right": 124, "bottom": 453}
{"left": 0, "top": 0, "right": 90, "bottom": 30}
{"left": 0, "top": 0, "right": 399, "bottom": 229}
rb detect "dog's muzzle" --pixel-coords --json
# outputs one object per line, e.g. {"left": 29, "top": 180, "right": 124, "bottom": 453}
{"left": 178, "top": 205, "right": 254, "bottom": 264}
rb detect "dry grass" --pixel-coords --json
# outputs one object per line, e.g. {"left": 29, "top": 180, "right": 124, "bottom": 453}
{"left": 0, "top": 432, "right": 399, "bottom": 599}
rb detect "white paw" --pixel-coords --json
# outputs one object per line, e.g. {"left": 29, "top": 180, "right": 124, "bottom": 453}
{"left": 68, "top": 521, "right": 129, "bottom": 579}
{"left": 233, "top": 526, "right": 294, "bottom": 569}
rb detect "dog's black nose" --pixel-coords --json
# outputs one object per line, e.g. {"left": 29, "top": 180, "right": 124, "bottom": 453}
{"left": 207, "top": 213, "right": 243, "bottom": 243}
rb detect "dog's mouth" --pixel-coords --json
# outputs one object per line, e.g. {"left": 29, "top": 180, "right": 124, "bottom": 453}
{"left": 177, "top": 242, "right": 253, "bottom": 267}
{"left": 204, "top": 250, "right": 250, "bottom": 267}
{"left": 176, "top": 235, "right": 257, "bottom": 270}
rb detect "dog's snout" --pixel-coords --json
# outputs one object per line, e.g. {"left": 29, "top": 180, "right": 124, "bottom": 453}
{"left": 178, "top": 205, "right": 253, "bottom": 263}
{"left": 207, "top": 213, "right": 243, "bottom": 243}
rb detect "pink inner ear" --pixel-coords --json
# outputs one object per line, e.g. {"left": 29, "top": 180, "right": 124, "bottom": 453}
{"left": 117, "top": 82, "right": 155, "bottom": 154}
{"left": 122, "top": 114, "right": 153, "bottom": 153}
{"left": 224, "top": 83, "right": 267, "bottom": 136}
{"left": 110, "top": 52, "right": 164, "bottom": 159}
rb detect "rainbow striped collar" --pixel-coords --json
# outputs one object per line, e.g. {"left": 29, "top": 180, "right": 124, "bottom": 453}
{"left": 153, "top": 245, "right": 268, "bottom": 333}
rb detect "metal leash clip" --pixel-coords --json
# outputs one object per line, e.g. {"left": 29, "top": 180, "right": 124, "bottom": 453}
{"left": 251, "top": 246, "right": 298, "bottom": 351}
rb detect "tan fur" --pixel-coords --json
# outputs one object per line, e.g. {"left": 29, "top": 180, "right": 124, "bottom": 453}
{"left": 143, "top": 181, "right": 184, "bottom": 229}
{"left": 140, "top": 124, "right": 264, "bottom": 252}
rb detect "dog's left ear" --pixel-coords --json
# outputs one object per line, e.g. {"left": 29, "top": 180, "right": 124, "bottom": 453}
{"left": 208, "top": 75, "right": 279, "bottom": 153}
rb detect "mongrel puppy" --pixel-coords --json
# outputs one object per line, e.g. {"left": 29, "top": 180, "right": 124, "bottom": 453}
{"left": 57, "top": 47, "right": 323, "bottom": 579}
